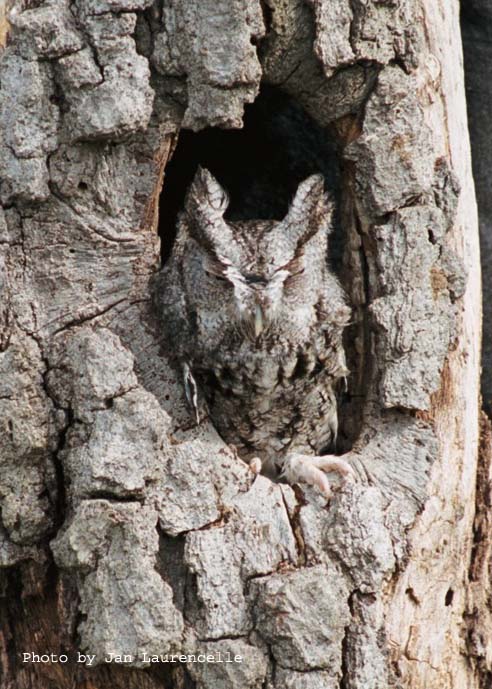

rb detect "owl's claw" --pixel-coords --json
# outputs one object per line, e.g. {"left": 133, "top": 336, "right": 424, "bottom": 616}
{"left": 281, "top": 453, "right": 355, "bottom": 499}
{"left": 249, "top": 457, "right": 262, "bottom": 474}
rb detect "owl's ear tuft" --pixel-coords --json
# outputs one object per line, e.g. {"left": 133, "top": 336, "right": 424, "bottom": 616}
{"left": 290, "top": 174, "right": 330, "bottom": 230}
{"left": 184, "top": 167, "right": 234, "bottom": 255}
{"left": 276, "top": 174, "right": 332, "bottom": 251}
{"left": 187, "top": 167, "right": 229, "bottom": 216}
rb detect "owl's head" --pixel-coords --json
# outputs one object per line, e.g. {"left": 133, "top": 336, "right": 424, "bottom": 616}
{"left": 180, "top": 167, "right": 333, "bottom": 342}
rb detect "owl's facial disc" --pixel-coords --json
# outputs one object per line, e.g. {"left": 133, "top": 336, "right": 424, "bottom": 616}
{"left": 201, "top": 247, "right": 303, "bottom": 341}
{"left": 224, "top": 264, "right": 290, "bottom": 341}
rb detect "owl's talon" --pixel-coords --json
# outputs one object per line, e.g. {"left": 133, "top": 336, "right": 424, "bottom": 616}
{"left": 249, "top": 457, "right": 262, "bottom": 474}
{"left": 311, "top": 456, "right": 356, "bottom": 481}
{"left": 281, "top": 453, "right": 354, "bottom": 499}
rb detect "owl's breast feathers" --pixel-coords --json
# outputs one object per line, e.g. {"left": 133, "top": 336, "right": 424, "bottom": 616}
{"left": 191, "top": 328, "right": 347, "bottom": 460}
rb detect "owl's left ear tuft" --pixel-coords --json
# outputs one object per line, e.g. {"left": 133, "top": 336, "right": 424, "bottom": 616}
{"left": 184, "top": 167, "right": 234, "bottom": 256}
{"left": 190, "top": 167, "right": 229, "bottom": 215}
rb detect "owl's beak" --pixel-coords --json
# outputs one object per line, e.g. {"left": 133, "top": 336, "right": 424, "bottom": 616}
{"left": 254, "top": 304, "right": 264, "bottom": 338}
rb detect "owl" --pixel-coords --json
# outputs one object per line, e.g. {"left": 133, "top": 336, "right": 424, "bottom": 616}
{"left": 156, "top": 167, "right": 354, "bottom": 498}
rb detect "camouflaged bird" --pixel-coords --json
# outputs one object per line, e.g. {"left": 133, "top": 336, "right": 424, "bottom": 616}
{"left": 156, "top": 167, "right": 354, "bottom": 497}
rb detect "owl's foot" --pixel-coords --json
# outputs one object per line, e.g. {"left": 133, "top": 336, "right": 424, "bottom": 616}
{"left": 281, "top": 453, "right": 355, "bottom": 499}
{"left": 249, "top": 457, "right": 262, "bottom": 474}
{"left": 228, "top": 445, "right": 262, "bottom": 475}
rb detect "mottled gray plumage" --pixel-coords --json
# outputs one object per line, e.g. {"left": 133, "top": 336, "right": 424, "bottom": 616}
{"left": 156, "top": 167, "right": 354, "bottom": 497}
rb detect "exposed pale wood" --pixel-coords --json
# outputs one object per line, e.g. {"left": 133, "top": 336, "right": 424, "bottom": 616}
{"left": 385, "top": 3, "right": 481, "bottom": 687}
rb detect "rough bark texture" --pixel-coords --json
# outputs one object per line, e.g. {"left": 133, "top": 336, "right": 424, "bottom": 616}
{"left": 0, "top": 1, "right": 484, "bottom": 689}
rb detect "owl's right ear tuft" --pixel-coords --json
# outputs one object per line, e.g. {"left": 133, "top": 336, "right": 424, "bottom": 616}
{"left": 273, "top": 174, "right": 332, "bottom": 252}
{"left": 187, "top": 167, "right": 229, "bottom": 216}
{"left": 288, "top": 174, "right": 330, "bottom": 232}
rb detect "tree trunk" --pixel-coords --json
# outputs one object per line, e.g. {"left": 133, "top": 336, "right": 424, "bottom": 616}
{"left": 0, "top": 1, "right": 486, "bottom": 689}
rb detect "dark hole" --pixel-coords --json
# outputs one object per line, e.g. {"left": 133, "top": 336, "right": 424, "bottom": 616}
{"left": 445, "top": 588, "right": 454, "bottom": 606}
{"left": 78, "top": 181, "right": 88, "bottom": 191}
{"left": 158, "top": 84, "right": 342, "bottom": 267}
{"left": 260, "top": 1, "right": 274, "bottom": 34}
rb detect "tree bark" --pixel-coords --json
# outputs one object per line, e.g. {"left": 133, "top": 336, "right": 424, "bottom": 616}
{"left": 0, "top": 1, "right": 485, "bottom": 689}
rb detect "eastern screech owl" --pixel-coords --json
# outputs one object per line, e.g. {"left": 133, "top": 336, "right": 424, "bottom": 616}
{"left": 156, "top": 167, "right": 354, "bottom": 497}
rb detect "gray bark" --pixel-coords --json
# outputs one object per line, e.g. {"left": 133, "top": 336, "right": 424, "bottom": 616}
{"left": 0, "top": 1, "right": 485, "bottom": 689}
